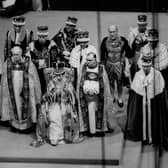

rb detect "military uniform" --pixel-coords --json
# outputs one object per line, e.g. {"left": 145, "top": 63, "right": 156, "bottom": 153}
{"left": 51, "top": 17, "right": 78, "bottom": 67}
{"left": 128, "top": 14, "right": 149, "bottom": 80}
{"left": 101, "top": 33, "right": 132, "bottom": 106}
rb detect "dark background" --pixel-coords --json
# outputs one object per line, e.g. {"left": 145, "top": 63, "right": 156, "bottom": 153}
{"left": 48, "top": 0, "right": 167, "bottom": 12}
{"left": 0, "top": 0, "right": 168, "bottom": 17}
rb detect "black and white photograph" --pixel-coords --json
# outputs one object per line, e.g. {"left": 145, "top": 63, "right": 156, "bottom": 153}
{"left": 0, "top": 0, "right": 168, "bottom": 168}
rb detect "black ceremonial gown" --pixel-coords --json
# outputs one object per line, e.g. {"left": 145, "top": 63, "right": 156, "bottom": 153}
{"left": 125, "top": 68, "right": 168, "bottom": 149}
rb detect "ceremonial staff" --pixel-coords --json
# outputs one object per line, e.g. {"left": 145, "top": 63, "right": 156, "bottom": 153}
{"left": 151, "top": 12, "right": 162, "bottom": 168}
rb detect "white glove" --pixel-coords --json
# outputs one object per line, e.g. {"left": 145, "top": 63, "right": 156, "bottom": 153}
{"left": 124, "top": 58, "right": 131, "bottom": 77}
{"left": 63, "top": 50, "right": 70, "bottom": 57}
{"left": 38, "top": 59, "right": 46, "bottom": 69}
{"left": 135, "top": 34, "right": 143, "bottom": 44}
{"left": 83, "top": 80, "right": 99, "bottom": 95}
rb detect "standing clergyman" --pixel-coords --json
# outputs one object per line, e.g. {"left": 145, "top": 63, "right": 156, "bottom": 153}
{"left": 1, "top": 45, "right": 41, "bottom": 131}
{"left": 78, "top": 51, "right": 118, "bottom": 137}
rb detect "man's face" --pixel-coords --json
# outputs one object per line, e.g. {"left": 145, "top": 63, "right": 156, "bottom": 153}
{"left": 86, "top": 53, "right": 97, "bottom": 68}
{"left": 148, "top": 40, "right": 158, "bottom": 49}
{"left": 79, "top": 41, "right": 88, "bottom": 49}
{"left": 108, "top": 25, "right": 118, "bottom": 40}
{"left": 65, "top": 24, "right": 76, "bottom": 33}
{"left": 14, "top": 25, "right": 23, "bottom": 33}
{"left": 12, "top": 48, "right": 22, "bottom": 62}
{"left": 38, "top": 35, "right": 48, "bottom": 44}
{"left": 138, "top": 24, "right": 147, "bottom": 33}
{"left": 50, "top": 47, "right": 58, "bottom": 59}
{"left": 143, "top": 65, "right": 151, "bottom": 75}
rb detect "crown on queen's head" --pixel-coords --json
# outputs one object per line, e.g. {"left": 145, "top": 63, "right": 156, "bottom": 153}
{"left": 37, "top": 25, "right": 49, "bottom": 36}
{"left": 137, "top": 14, "right": 147, "bottom": 24}
{"left": 12, "top": 15, "right": 26, "bottom": 26}
{"left": 53, "top": 62, "right": 65, "bottom": 76}
{"left": 65, "top": 16, "right": 78, "bottom": 27}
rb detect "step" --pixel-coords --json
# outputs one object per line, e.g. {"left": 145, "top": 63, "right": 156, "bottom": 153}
{"left": 121, "top": 141, "right": 162, "bottom": 168}
{"left": 121, "top": 140, "right": 142, "bottom": 168}
{"left": 0, "top": 128, "right": 124, "bottom": 166}
{"left": 0, "top": 163, "right": 122, "bottom": 168}
{"left": 160, "top": 150, "right": 168, "bottom": 168}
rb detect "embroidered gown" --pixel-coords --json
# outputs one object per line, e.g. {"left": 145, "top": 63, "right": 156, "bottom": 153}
{"left": 36, "top": 68, "right": 80, "bottom": 145}
{"left": 52, "top": 28, "right": 78, "bottom": 67}
{"left": 0, "top": 57, "right": 41, "bottom": 130}
{"left": 77, "top": 63, "right": 118, "bottom": 133}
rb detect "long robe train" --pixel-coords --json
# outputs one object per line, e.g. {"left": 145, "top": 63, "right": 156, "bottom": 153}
{"left": 33, "top": 68, "right": 81, "bottom": 146}
{"left": 125, "top": 69, "right": 168, "bottom": 149}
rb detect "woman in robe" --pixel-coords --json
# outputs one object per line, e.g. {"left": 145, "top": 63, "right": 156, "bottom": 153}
{"left": 31, "top": 62, "right": 81, "bottom": 146}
